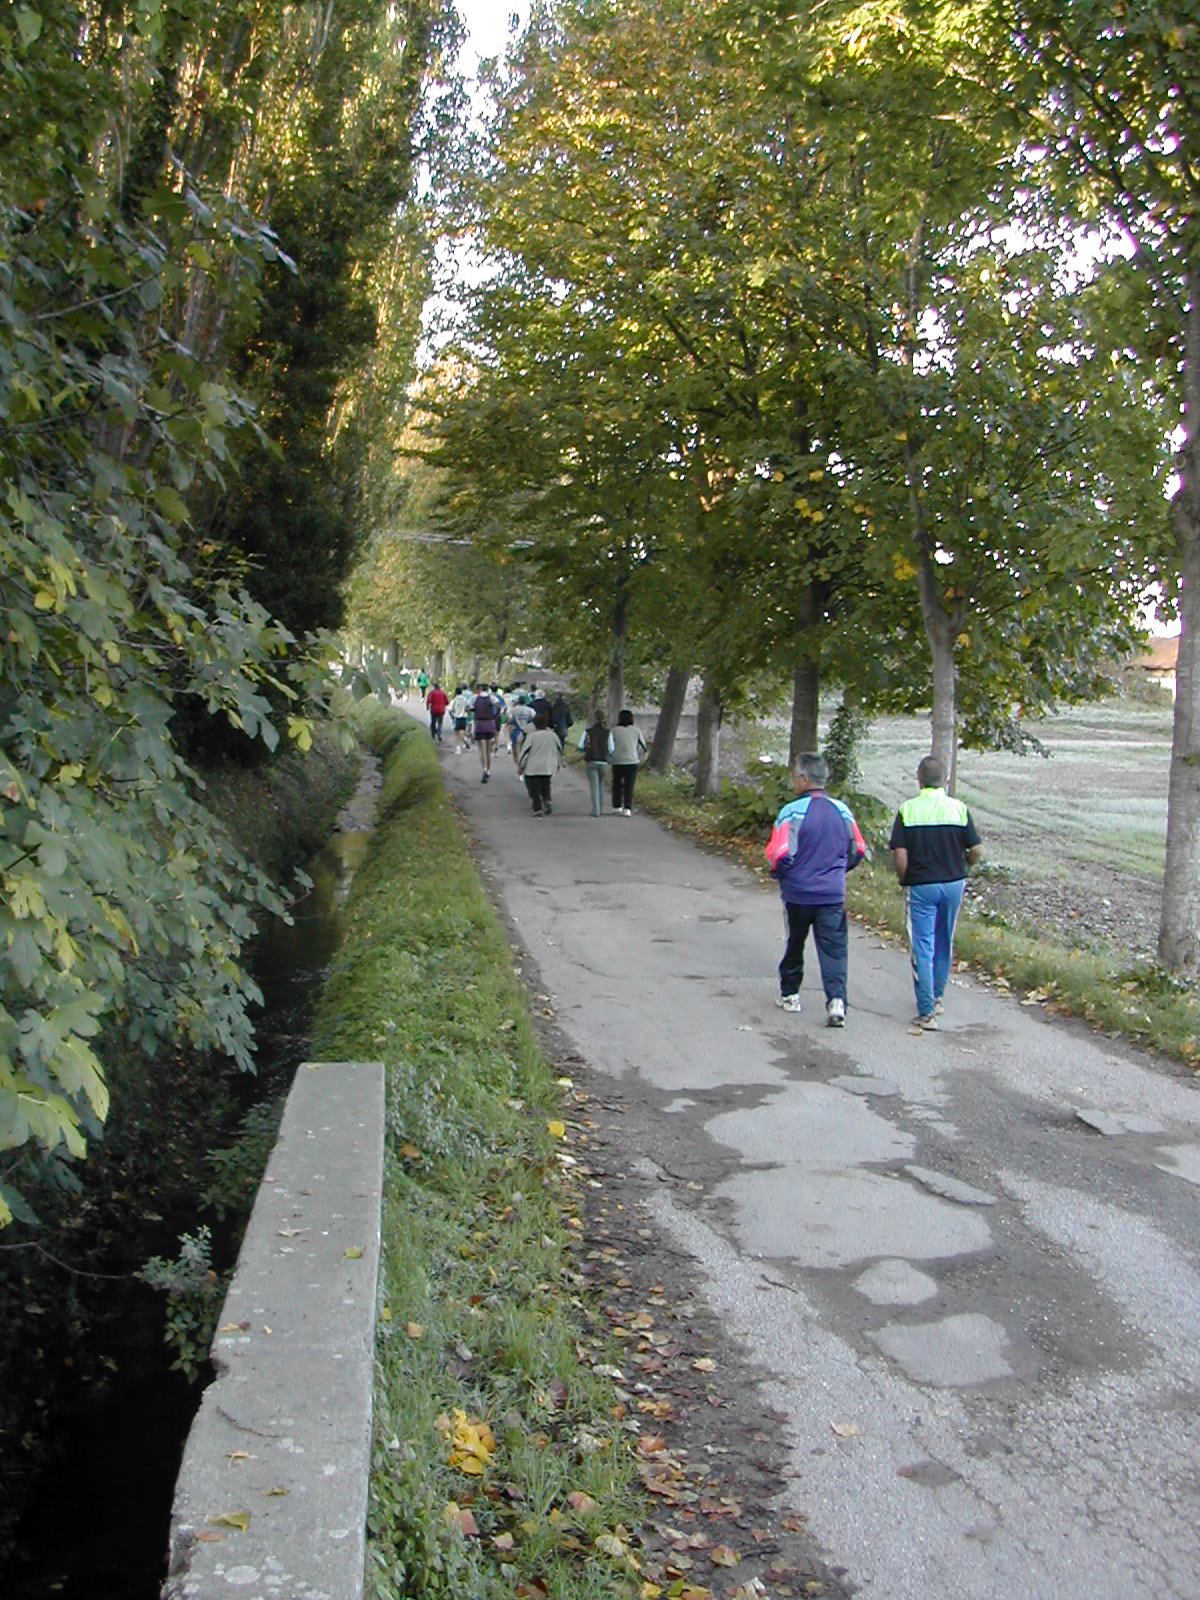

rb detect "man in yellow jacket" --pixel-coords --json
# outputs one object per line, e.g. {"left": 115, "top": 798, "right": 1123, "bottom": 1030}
{"left": 889, "top": 755, "right": 982, "bottom": 1031}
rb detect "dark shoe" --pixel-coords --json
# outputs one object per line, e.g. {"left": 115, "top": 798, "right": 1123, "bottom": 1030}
{"left": 545, "top": 803, "right": 552, "bottom": 814}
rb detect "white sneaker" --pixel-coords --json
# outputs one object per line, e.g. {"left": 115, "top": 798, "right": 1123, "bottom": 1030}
{"left": 826, "top": 997, "right": 846, "bottom": 1027}
{"left": 623, "top": 807, "right": 632, "bottom": 816}
{"left": 776, "top": 993, "right": 803, "bottom": 1013}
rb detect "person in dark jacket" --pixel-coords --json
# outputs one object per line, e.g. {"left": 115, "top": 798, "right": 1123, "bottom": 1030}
{"left": 551, "top": 693, "right": 574, "bottom": 747}
{"left": 765, "top": 751, "right": 866, "bottom": 1026}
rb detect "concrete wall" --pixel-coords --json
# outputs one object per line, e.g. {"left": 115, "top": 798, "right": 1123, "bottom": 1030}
{"left": 163, "top": 1060, "right": 385, "bottom": 1600}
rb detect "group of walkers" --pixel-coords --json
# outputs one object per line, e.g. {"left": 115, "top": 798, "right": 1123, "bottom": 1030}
{"left": 413, "top": 666, "right": 981, "bottom": 1031}
{"left": 766, "top": 751, "right": 981, "bottom": 1033}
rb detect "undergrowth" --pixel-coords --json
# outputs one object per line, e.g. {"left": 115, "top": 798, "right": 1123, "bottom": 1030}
{"left": 312, "top": 705, "right": 641, "bottom": 1600}
{"left": 636, "top": 765, "right": 1200, "bottom": 1068}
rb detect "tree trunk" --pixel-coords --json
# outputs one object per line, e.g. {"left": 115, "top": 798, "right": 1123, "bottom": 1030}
{"left": 694, "top": 678, "right": 722, "bottom": 797}
{"left": 917, "top": 552, "right": 958, "bottom": 783}
{"left": 432, "top": 648, "right": 446, "bottom": 682}
{"left": 789, "top": 582, "right": 821, "bottom": 762}
{"left": 647, "top": 664, "right": 688, "bottom": 773}
{"left": 790, "top": 661, "right": 820, "bottom": 764}
{"left": 606, "top": 582, "right": 629, "bottom": 725}
{"left": 1159, "top": 262, "right": 1200, "bottom": 972}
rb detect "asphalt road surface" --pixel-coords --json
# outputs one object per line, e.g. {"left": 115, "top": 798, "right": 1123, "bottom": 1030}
{"left": 438, "top": 732, "right": 1200, "bottom": 1600}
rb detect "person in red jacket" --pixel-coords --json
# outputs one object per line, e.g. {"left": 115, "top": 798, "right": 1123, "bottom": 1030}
{"left": 425, "top": 681, "right": 449, "bottom": 742}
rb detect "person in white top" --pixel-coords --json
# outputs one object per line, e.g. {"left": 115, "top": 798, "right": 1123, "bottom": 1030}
{"left": 609, "top": 709, "right": 648, "bottom": 815}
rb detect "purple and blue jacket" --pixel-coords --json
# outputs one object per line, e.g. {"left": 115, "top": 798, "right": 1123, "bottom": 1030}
{"left": 765, "top": 790, "right": 867, "bottom": 906}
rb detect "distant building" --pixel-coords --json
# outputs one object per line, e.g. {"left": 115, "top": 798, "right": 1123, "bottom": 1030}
{"left": 1125, "top": 635, "right": 1179, "bottom": 699}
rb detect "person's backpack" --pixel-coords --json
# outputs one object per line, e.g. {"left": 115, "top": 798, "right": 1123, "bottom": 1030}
{"left": 585, "top": 723, "right": 609, "bottom": 763}
{"left": 473, "top": 692, "right": 497, "bottom": 732}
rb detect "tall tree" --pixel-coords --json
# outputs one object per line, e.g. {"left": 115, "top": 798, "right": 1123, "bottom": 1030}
{"left": 997, "top": 0, "right": 1200, "bottom": 968}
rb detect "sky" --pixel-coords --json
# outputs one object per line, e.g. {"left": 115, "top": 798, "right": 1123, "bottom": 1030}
{"left": 455, "top": 2, "right": 528, "bottom": 77}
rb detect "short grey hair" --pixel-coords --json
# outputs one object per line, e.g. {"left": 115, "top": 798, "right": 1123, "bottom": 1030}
{"left": 792, "top": 751, "right": 828, "bottom": 787}
{"left": 918, "top": 754, "right": 944, "bottom": 787}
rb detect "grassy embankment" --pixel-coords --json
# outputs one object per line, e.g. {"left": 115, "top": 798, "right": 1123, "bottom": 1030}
{"left": 632, "top": 746, "right": 1200, "bottom": 1068}
{"left": 311, "top": 705, "right": 641, "bottom": 1600}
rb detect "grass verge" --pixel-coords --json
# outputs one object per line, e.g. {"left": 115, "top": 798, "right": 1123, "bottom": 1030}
{"left": 634, "top": 767, "right": 1200, "bottom": 1069}
{"left": 311, "top": 705, "right": 642, "bottom": 1600}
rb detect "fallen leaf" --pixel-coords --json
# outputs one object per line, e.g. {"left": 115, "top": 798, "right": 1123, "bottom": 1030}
{"left": 493, "top": 1532, "right": 515, "bottom": 1551}
{"left": 195, "top": 1531, "right": 224, "bottom": 1543}
{"left": 691, "top": 1357, "right": 716, "bottom": 1372}
{"left": 263, "top": 1486, "right": 289, "bottom": 1497}
{"left": 218, "top": 1321, "right": 250, "bottom": 1333}
{"left": 831, "top": 1421, "right": 857, "bottom": 1438}
{"left": 226, "top": 1451, "right": 250, "bottom": 1463}
{"left": 406, "top": 1322, "right": 425, "bottom": 1340}
{"left": 638, "top": 1436, "right": 668, "bottom": 1456}
{"left": 547, "top": 1120, "right": 567, "bottom": 1139}
{"left": 444, "top": 1502, "right": 479, "bottom": 1537}
{"left": 345, "top": 1246, "right": 364, "bottom": 1259}
{"left": 567, "top": 1490, "right": 598, "bottom": 1515}
{"left": 400, "top": 1143, "right": 422, "bottom": 1161}
{"left": 208, "top": 1510, "right": 251, "bottom": 1532}
{"left": 381, "top": 1305, "right": 392, "bottom": 1322}
{"left": 711, "top": 1544, "right": 740, "bottom": 1567}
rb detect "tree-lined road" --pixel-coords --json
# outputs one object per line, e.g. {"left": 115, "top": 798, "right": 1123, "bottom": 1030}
{"left": 443, "top": 742, "right": 1200, "bottom": 1599}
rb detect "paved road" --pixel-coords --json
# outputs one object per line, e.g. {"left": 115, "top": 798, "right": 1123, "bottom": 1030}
{"left": 439, "top": 735, "right": 1200, "bottom": 1600}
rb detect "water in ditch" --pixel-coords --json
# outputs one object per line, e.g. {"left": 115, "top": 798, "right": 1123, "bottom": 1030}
{"left": 2, "top": 763, "right": 379, "bottom": 1600}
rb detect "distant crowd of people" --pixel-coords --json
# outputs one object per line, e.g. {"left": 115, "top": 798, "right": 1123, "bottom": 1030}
{"left": 416, "top": 675, "right": 646, "bottom": 817}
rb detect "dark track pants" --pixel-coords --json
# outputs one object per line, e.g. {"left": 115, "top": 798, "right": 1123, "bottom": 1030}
{"left": 778, "top": 900, "right": 848, "bottom": 1002}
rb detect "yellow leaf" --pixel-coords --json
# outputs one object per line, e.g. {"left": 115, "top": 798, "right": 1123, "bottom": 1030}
{"left": 345, "top": 1246, "right": 364, "bottom": 1259}
{"left": 956, "top": 632, "right": 971, "bottom": 649}
{"left": 642, "top": 1585, "right": 664, "bottom": 1599}
{"left": 264, "top": 1485, "right": 289, "bottom": 1497}
{"left": 406, "top": 1321, "right": 425, "bottom": 1340}
{"left": 208, "top": 1510, "right": 251, "bottom": 1532}
{"left": 226, "top": 1451, "right": 251, "bottom": 1463}
{"left": 93, "top": 684, "right": 114, "bottom": 707}
{"left": 892, "top": 554, "right": 917, "bottom": 582}
{"left": 34, "top": 589, "right": 56, "bottom": 611}
{"left": 381, "top": 1305, "right": 392, "bottom": 1322}
{"left": 399, "top": 1143, "right": 422, "bottom": 1161}
{"left": 831, "top": 1421, "right": 857, "bottom": 1437}
{"left": 547, "top": 1120, "right": 566, "bottom": 1139}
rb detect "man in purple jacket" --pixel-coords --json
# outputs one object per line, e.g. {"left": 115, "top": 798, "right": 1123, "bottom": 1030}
{"left": 765, "top": 752, "right": 867, "bottom": 1026}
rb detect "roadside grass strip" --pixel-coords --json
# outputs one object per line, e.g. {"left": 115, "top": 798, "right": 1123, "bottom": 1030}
{"left": 311, "top": 706, "right": 641, "bottom": 1600}
{"left": 635, "top": 769, "right": 1200, "bottom": 1069}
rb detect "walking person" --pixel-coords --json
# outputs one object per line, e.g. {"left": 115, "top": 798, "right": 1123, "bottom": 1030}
{"left": 551, "top": 692, "right": 574, "bottom": 749}
{"left": 517, "top": 711, "right": 562, "bottom": 816}
{"left": 472, "top": 683, "right": 499, "bottom": 782}
{"left": 579, "top": 710, "right": 612, "bottom": 817}
{"left": 450, "top": 685, "right": 471, "bottom": 753}
{"left": 609, "top": 709, "right": 647, "bottom": 816}
{"left": 889, "top": 754, "right": 982, "bottom": 1030}
{"left": 765, "top": 751, "right": 867, "bottom": 1026}
{"left": 425, "top": 680, "right": 448, "bottom": 742}
{"left": 509, "top": 693, "right": 535, "bottom": 773}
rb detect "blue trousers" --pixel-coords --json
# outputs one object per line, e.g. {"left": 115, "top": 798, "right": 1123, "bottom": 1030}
{"left": 779, "top": 901, "right": 848, "bottom": 1002}
{"left": 905, "top": 878, "right": 965, "bottom": 1018}
{"left": 585, "top": 762, "right": 608, "bottom": 816}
